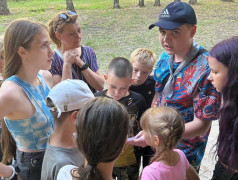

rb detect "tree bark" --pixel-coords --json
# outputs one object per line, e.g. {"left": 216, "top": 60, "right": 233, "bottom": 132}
{"left": 189, "top": 0, "right": 197, "bottom": 4}
{"left": 154, "top": 0, "right": 160, "bottom": 6}
{"left": 0, "top": 0, "right": 10, "bottom": 15}
{"left": 114, "top": 0, "right": 120, "bottom": 8}
{"left": 138, "top": 0, "right": 144, "bottom": 7}
{"left": 66, "top": 0, "right": 75, "bottom": 11}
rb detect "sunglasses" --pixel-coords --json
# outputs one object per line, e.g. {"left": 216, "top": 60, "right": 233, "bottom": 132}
{"left": 55, "top": 10, "right": 77, "bottom": 31}
{"left": 59, "top": 10, "right": 77, "bottom": 20}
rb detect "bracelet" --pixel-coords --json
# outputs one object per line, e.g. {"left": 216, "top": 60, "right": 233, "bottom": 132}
{"left": 79, "top": 63, "right": 89, "bottom": 71}
{"left": 6, "top": 165, "right": 16, "bottom": 180}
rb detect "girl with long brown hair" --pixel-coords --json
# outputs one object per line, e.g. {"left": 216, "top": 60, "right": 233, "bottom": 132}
{"left": 0, "top": 19, "right": 54, "bottom": 180}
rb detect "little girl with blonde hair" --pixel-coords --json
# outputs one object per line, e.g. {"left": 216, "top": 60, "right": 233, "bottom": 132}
{"left": 140, "top": 106, "right": 199, "bottom": 180}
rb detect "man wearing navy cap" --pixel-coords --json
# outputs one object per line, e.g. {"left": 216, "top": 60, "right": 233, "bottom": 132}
{"left": 150, "top": 2, "right": 221, "bottom": 172}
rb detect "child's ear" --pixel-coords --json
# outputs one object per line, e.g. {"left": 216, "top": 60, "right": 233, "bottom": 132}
{"left": 70, "top": 110, "right": 78, "bottom": 124}
{"left": 17, "top": 46, "right": 27, "bottom": 59}
{"left": 190, "top": 25, "right": 197, "bottom": 38}
{"left": 130, "top": 79, "right": 133, "bottom": 86}
{"left": 154, "top": 135, "right": 160, "bottom": 146}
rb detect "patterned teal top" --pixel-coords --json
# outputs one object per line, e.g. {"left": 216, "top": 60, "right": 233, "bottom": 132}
{"left": 4, "top": 74, "right": 54, "bottom": 150}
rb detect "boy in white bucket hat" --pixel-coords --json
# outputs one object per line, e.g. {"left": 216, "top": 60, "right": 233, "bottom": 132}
{"left": 41, "top": 79, "right": 94, "bottom": 180}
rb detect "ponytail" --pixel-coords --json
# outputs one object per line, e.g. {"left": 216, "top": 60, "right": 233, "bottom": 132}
{"left": 72, "top": 164, "right": 103, "bottom": 180}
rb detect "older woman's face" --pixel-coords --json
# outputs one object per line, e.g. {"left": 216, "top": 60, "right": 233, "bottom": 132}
{"left": 59, "top": 22, "right": 82, "bottom": 51}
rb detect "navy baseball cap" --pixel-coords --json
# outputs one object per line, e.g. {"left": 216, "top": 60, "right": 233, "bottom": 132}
{"left": 149, "top": 2, "right": 197, "bottom": 30}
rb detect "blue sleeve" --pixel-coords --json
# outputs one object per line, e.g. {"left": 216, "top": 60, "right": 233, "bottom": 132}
{"left": 154, "top": 52, "right": 170, "bottom": 92}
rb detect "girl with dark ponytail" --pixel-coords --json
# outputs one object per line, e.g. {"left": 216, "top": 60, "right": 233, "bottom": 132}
{"left": 57, "top": 97, "right": 129, "bottom": 180}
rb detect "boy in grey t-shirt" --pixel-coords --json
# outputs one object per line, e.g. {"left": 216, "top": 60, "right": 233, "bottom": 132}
{"left": 41, "top": 79, "right": 94, "bottom": 180}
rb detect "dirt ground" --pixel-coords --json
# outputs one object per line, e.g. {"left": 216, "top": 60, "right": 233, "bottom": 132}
{"left": 199, "top": 120, "right": 219, "bottom": 180}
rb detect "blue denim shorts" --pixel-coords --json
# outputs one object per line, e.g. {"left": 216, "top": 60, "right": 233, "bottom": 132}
{"left": 15, "top": 149, "right": 45, "bottom": 180}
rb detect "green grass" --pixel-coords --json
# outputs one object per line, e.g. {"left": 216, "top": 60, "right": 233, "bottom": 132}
{"left": 1, "top": 0, "right": 238, "bottom": 73}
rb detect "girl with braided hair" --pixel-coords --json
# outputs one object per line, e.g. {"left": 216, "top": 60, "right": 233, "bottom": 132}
{"left": 140, "top": 106, "right": 199, "bottom": 180}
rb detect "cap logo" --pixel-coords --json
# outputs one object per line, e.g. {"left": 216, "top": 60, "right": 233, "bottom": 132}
{"left": 161, "top": 9, "right": 170, "bottom": 18}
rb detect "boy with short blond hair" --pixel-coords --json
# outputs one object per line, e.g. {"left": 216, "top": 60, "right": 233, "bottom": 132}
{"left": 95, "top": 57, "right": 147, "bottom": 180}
{"left": 130, "top": 48, "right": 157, "bottom": 167}
{"left": 130, "top": 48, "right": 156, "bottom": 109}
{"left": 130, "top": 48, "right": 156, "bottom": 70}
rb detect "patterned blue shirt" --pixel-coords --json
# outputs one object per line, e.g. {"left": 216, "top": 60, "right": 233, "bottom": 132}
{"left": 154, "top": 49, "right": 221, "bottom": 170}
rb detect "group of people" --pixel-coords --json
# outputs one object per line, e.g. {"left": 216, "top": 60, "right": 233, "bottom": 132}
{"left": 0, "top": 1, "right": 237, "bottom": 180}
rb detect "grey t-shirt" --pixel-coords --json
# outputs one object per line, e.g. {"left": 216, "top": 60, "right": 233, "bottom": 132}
{"left": 41, "top": 143, "right": 84, "bottom": 180}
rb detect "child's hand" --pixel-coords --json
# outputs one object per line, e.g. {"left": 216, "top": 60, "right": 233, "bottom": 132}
{"left": 126, "top": 131, "right": 147, "bottom": 147}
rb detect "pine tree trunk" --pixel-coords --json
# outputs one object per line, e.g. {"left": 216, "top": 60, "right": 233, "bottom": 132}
{"left": 0, "top": 0, "right": 10, "bottom": 15}
{"left": 138, "top": 0, "right": 144, "bottom": 7}
{"left": 114, "top": 0, "right": 120, "bottom": 8}
{"left": 66, "top": 0, "right": 75, "bottom": 11}
{"left": 154, "top": 0, "right": 160, "bottom": 6}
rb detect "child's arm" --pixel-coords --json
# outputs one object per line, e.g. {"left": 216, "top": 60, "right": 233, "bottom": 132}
{"left": 0, "top": 163, "right": 15, "bottom": 178}
{"left": 151, "top": 92, "right": 160, "bottom": 107}
{"left": 186, "top": 164, "right": 200, "bottom": 180}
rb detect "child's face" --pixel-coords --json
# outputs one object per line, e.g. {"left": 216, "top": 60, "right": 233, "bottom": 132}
{"left": 105, "top": 72, "right": 132, "bottom": 101}
{"left": 24, "top": 30, "right": 54, "bottom": 71}
{"left": 208, "top": 56, "right": 228, "bottom": 92}
{"left": 159, "top": 24, "right": 196, "bottom": 57}
{"left": 132, "top": 61, "right": 152, "bottom": 86}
